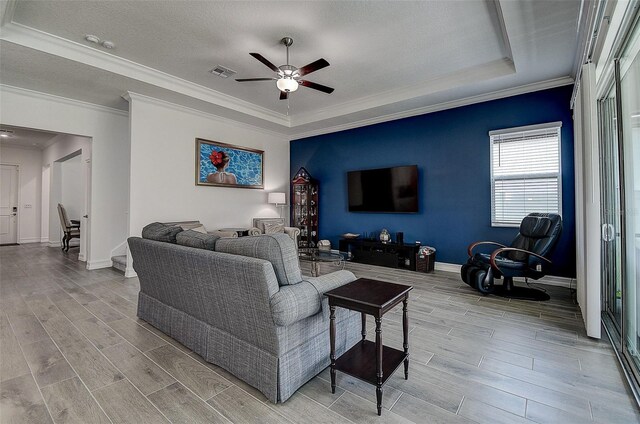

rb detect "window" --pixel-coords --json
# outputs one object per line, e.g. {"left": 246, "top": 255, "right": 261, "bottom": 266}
{"left": 490, "top": 122, "right": 562, "bottom": 227}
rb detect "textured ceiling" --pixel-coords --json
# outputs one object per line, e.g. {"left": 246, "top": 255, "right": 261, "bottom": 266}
{"left": 0, "top": 1, "right": 582, "bottom": 136}
{"left": 0, "top": 124, "right": 60, "bottom": 150}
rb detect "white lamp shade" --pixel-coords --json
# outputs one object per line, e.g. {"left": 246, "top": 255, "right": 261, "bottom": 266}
{"left": 276, "top": 78, "right": 299, "bottom": 92}
{"left": 268, "top": 192, "right": 286, "bottom": 205}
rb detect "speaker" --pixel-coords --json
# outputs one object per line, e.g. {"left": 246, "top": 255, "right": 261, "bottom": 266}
{"left": 396, "top": 232, "right": 404, "bottom": 244}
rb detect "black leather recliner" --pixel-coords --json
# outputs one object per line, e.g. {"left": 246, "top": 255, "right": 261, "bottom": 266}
{"left": 461, "top": 213, "right": 562, "bottom": 301}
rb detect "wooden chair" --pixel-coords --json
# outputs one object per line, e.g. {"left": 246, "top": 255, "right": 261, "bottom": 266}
{"left": 57, "top": 203, "right": 80, "bottom": 252}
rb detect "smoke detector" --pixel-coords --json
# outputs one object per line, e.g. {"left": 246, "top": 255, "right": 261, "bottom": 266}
{"left": 0, "top": 129, "right": 15, "bottom": 138}
{"left": 209, "top": 65, "right": 236, "bottom": 79}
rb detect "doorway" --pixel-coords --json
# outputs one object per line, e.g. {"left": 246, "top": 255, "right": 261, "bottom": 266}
{"left": 52, "top": 151, "right": 85, "bottom": 256}
{"left": 0, "top": 164, "right": 18, "bottom": 245}
{"left": 0, "top": 124, "right": 92, "bottom": 262}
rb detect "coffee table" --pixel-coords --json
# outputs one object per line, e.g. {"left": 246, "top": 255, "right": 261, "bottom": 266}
{"left": 298, "top": 248, "right": 345, "bottom": 277}
{"left": 324, "top": 278, "right": 412, "bottom": 415}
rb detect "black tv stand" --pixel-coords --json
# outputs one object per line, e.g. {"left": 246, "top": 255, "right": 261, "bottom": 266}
{"left": 339, "top": 239, "right": 421, "bottom": 271}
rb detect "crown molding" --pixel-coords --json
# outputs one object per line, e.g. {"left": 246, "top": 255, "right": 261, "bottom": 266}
{"left": 1, "top": 84, "right": 129, "bottom": 117}
{"left": 0, "top": 0, "right": 17, "bottom": 27}
{"left": 290, "top": 57, "right": 515, "bottom": 127}
{"left": 290, "top": 76, "right": 574, "bottom": 140}
{"left": 492, "top": 1, "right": 515, "bottom": 65}
{"left": 123, "top": 92, "right": 288, "bottom": 139}
{"left": 0, "top": 22, "right": 290, "bottom": 127}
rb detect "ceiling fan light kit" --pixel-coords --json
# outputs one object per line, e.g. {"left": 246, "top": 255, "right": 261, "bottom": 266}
{"left": 276, "top": 78, "right": 299, "bottom": 92}
{"left": 236, "top": 36, "right": 334, "bottom": 100}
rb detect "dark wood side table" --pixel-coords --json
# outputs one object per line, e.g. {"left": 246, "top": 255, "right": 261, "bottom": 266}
{"left": 324, "top": 278, "right": 412, "bottom": 416}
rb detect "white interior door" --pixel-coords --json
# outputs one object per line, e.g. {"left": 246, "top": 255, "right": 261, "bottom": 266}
{"left": 0, "top": 164, "right": 19, "bottom": 244}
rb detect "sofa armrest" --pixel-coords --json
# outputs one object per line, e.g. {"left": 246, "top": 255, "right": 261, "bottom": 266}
{"left": 304, "top": 270, "right": 356, "bottom": 295}
{"left": 248, "top": 227, "right": 262, "bottom": 236}
{"left": 284, "top": 226, "right": 300, "bottom": 239}
{"left": 270, "top": 270, "right": 356, "bottom": 326}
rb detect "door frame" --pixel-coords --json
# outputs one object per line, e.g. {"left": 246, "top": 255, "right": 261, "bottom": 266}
{"left": 0, "top": 162, "right": 20, "bottom": 244}
{"left": 49, "top": 148, "right": 91, "bottom": 261}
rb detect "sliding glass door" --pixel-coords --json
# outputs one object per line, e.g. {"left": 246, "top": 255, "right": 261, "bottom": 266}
{"left": 600, "top": 14, "right": 640, "bottom": 396}
{"left": 599, "top": 86, "right": 623, "bottom": 331}
{"left": 619, "top": 25, "right": 640, "bottom": 377}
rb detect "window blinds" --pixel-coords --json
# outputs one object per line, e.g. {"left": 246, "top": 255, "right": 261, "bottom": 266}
{"left": 490, "top": 123, "right": 562, "bottom": 227}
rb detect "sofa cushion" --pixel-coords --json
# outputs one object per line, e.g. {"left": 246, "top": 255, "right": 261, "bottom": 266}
{"left": 142, "top": 222, "right": 183, "bottom": 243}
{"left": 176, "top": 230, "right": 220, "bottom": 250}
{"left": 215, "top": 233, "right": 302, "bottom": 286}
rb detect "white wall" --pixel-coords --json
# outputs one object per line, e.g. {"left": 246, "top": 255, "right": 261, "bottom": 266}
{"left": 1, "top": 85, "right": 130, "bottom": 269}
{"left": 0, "top": 146, "right": 42, "bottom": 243}
{"left": 60, "top": 154, "right": 83, "bottom": 221}
{"left": 127, "top": 93, "right": 289, "bottom": 274}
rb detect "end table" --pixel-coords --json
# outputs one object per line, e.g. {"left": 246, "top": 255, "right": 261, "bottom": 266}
{"left": 324, "top": 278, "right": 412, "bottom": 416}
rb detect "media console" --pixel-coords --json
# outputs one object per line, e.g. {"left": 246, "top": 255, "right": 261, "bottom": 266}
{"left": 339, "top": 239, "right": 434, "bottom": 272}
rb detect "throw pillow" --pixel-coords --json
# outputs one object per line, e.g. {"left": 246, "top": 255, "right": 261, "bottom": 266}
{"left": 263, "top": 221, "right": 285, "bottom": 234}
{"left": 176, "top": 230, "right": 219, "bottom": 250}
{"left": 216, "top": 233, "right": 302, "bottom": 286}
{"left": 141, "top": 222, "right": 183, "bottom": 243}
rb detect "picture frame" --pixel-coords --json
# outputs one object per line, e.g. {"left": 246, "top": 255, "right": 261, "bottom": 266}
{"left": 195, "top": 138, "right": 264, "bottom": 189}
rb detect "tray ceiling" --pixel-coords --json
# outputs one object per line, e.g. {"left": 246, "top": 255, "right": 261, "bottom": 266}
{"left": 0, "top": 1, "right": 581, "bottom": 137}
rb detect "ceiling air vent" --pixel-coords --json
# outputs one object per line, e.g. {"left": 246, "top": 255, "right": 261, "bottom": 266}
{"left": 209, "top": 65, "right": 236, "bottom": 78}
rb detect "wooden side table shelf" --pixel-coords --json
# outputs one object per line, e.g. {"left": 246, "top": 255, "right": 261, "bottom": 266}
{"left": 324, "top": 278, "right": 412, "bottom": 416}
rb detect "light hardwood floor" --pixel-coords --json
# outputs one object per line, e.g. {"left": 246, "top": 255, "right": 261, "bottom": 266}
{"left": 1, "top": 243, "right": 638, "bottom": 423}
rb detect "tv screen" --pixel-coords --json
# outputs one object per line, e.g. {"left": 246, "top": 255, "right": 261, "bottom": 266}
{"left": 348, "top": 165, "right": 419, "bottom": 213}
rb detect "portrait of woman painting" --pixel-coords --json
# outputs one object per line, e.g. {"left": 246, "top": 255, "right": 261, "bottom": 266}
{"left": 195, "top": 139, "right": 264, "bottom": 189}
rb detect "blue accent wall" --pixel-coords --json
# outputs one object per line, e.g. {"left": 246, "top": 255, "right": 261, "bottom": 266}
{"left": 290, "top": 85, "right": 576, "bottom": 278}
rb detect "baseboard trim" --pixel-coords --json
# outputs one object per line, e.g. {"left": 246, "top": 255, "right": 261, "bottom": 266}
{"left": 18, "top": 237, "right": 41, "bottom": 244}
{"left": 48, "top": 241, "right": 61, "bottom": 248}
{"left": 434, "top": 262, "right": 462, "bottom": 273}
{"left": 87, "top": 259, "right": 112, "bottom": 270}
{"left": 40, "top": 237, "right": 49, "bottom": 243}
{"left": 524, "top": 275, "right": 574, "bottom": 289}
{"left": 125, "top": 267, "right": 137, "bottom": 278}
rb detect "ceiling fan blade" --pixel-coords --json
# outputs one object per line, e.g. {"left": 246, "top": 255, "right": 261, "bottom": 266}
{"left": 299, "top": 80, "right": 334, "bottom": 94}
{"left": 279, "top": 91, "right": 288, "bottom": 100}
{"left": 298, "top": 58, "right": 330, "bottom": 76}
{"left": 235, "top": 78, "right": 277, "bottom": 82}
{"left": 249, "top": 53, "right": 280, "bottom": 73}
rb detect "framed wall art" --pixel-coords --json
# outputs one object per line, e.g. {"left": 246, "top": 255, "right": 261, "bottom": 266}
{"left": 195, "top": 138, "right": 264, "bottom": 189}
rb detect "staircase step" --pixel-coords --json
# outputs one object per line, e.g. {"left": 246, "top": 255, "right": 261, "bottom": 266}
{"left": 111, "top": 255, "right": 126, "bottom": 273}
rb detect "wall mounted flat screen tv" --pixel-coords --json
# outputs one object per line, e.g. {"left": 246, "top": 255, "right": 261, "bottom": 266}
{"left": 348, "top": 165, "right": 419, "bottom": 213}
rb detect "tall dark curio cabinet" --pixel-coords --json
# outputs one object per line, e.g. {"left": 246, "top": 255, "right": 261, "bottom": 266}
{"left": 291, "top": 167, "right": 319, "bottom": 248}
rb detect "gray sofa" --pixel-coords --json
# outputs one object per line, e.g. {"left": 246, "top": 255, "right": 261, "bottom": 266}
{"left": 128, "top": 227, "right": 360, "bottom": 403}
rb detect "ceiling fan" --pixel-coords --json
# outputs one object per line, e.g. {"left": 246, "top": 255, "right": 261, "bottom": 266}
{"left": 236, "top": 37, "right": 334, "bottom": 100}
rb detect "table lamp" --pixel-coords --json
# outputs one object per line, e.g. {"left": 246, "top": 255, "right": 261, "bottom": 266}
{"left": 268, "top": 192, "right": 286, "bottom": 218}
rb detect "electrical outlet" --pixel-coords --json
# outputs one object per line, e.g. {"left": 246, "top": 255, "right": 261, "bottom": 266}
{"left": 536, "top": 264, "right": 542, "bottom": 272}
{"left": 24, "top": 204, "right": 32, "bottom": 208}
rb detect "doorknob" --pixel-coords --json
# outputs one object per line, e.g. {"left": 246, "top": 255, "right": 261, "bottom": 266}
{"left": 602, "top": 223, "right": 615, "bottom": 241}
{"left": 83, "top": 215, "right": 88, "bottom": 218}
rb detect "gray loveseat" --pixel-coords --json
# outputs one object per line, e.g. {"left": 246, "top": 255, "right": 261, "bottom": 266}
{"left": 128, "top": 226, "right": 360, "bottom": 403}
